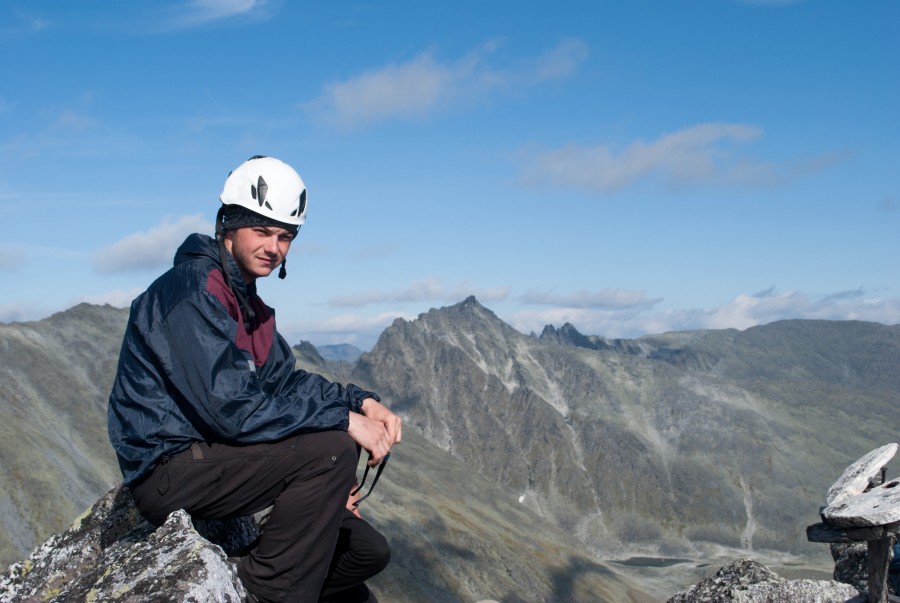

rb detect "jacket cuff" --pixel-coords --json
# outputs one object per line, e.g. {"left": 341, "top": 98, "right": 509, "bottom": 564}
{"left": 346, "top": 383, "right": 380, "bottom": 414}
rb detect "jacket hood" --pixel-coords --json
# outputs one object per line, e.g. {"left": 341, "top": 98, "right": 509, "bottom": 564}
{"left": 174, "top": 233, "right": 219, "bottom": 266}
{"left": 173, "top": 234, "right": 255, "bottom": 298}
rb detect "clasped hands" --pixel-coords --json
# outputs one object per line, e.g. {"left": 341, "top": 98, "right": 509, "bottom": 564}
{"left": 346, "top": 398, "right": 401, "bottom": 516}
{"left": 347, "top": 397, "right": 401, "bottom": 467}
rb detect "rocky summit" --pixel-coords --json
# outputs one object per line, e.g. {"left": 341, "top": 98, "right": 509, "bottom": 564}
{"left": 0, "top": 485, "right": 256, "bottom": 602}
{"left": 1, "top": 483, "right": 888, "bottom": 603}
{"left": 666, "top": 558, "right": 863, "bottom": 602}
{"left": 0, "top": 488, "right": 883, "bottom": 603}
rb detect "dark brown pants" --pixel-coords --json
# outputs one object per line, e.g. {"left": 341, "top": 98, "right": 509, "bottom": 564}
{"left": 129, "top": 431, "right": 390, "bottom": 603}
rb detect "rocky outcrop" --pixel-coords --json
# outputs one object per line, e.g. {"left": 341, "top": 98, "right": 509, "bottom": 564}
{"left": 832, "top": 542, "right": 870, "bottom": 594}
{"left": 1, "top": 486, "right": 259, "bottom": 602}
{"left": 666, "top": 558, "right": 864, "bottom": 603}
{"left": 7, "top": 502, "right": 875, "bottom": 603}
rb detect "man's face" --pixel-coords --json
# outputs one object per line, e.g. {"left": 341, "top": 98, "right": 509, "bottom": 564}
{"left": 224, "top": 225, "right": 294, "bottom": 283}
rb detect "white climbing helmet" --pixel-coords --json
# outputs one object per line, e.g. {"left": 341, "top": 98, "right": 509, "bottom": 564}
{"left": 219, "top": 155, "right": 308, "bottom": 226}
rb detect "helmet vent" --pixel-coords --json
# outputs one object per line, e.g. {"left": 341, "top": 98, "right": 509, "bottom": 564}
{"left": 292, "top": 189, "right": 307, "bottom": 217}
{"left": 255, "top": 176, "right": 269, "bottom": 208}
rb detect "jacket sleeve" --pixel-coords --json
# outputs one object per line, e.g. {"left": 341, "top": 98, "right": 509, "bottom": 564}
{"left": 150, "top": 289, "right": 373, "bottom": 443}
{"left": 257, "top": 331, "right": 379, "bottom": 416}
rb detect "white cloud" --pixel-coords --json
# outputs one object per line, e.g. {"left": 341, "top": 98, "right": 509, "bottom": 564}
{"left": 74, "top": 288, "right": 144, "bottom": 309}
{"left": 520, "top": 287, "right": 661, "bottom": 309}
{"left": 737, "top": 0, "right": 806, "bottom": 6}
{"left": 534, "top": 38, "right": 590, "bottom": 81}
{"left": 0, "top": 8, "right": 49, "bottom": 37}
{"left": 350, "top": 244, "right": 397, "bottom": 260}
{"left": 518, "top": 122, "right": 835, "bottom": 194}
{"left": 93, "top": 214, "right": 213, "bottom": 274}
{"left": 328, "top": 278, "right": 510, "bottom": 308}
{"left": 161, "top": 0, "right": 272, "bottom": 30}
{"left": 505, "top": 287, "right": 900, "bottom": 339}
{"left": 699, "top": 289, "right": 900, "bottom": 331}
{"left": 278, "top": 310, "right": 418, "bottom": 350}
{"left": 306, "top": 39, "right": 588, "bottom": 129}
{"left": 55, "top": 110, "right": 97, "bottom": 131}
{"left": 0, "top": 301, "right": 50, "bottom": 324}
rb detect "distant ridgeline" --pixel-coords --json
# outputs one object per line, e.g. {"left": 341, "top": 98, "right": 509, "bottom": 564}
{"left": 1, "top": 299, "right": 899, "bottom": 601}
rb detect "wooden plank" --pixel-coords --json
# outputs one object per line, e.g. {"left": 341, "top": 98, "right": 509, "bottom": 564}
{"left": 827, "top": 443, "right": 898, "bottom": 506}
{"left": 824, "top": 477, "right": 900, "bottom": 528}
{"left": 866, "top": 537, "right": 892, "bottom": 603}
{"left": 807, "top": 521, "right": 886, "bottom": 543}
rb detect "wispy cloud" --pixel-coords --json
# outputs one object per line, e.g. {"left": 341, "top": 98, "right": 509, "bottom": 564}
{"left": 160, "top": 0, "right": 274, "bottom": 31}
{"left": 305, "top": 39, "right": 588, "bottom": 129}
{"left": 328, "top": 277, "right": 510, "bottom": 308}
{"left": 697, "top": 288, "right": 900, "bottom": 331}
{"left": 74, "top": 288, "right": 144, "bottom": 309}
{"left": 506, "top": 287, "right": 900, "bottom": 340}
{"left": 0, "top": 246, "right": 25, "bottom": 272}
{"left": 520, "top": 287, "right": 662, "bottom": 310}
{"left": 349, "top": 244, "right": 397, "bottom": 260}
{"left": 278, "top": 310, "right": 419, "bottom": 349}
{"left": 0, "top": 243, "right": 83, "bottom": 272}
{"left": 518, "top": 123, "right": 836, "bottom": 194}
{"left": 0, "top": 7, "right": 50, "bottom": 37}
{"left": 737, "top": 0, "right": 807, "bottom": 6}
{"left": 93, "top": 214, "right": 213, "bottom": 273}
{"left": 0, "top": 91, "right": 143, "bottom": 161}
{"left": 54, "top": 110, "right": 98, "bottom": 131}
{"left": 0, "top": 301, "right": 49, "bottom": 324}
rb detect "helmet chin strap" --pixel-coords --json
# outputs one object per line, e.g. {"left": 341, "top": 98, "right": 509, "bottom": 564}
{"left": 279, "top": 259, "right": 287, "bottom": 279}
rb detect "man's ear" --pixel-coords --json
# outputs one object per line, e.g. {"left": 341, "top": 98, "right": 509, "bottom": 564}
{"left": 222, "top": 229, "right": 235, "bottom": 252}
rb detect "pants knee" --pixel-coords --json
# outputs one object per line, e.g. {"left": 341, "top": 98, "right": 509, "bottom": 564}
{"left": 368, "top": 533, "right": 391, "bottom": 575}
{"left": 302, "top": 430, "right": 358, "bottom": 478}
{"left": 352, "top": 528, "right": 390, "bottom": 577}
{"left": 331, "top": 431, "right": 359, "bottom": 473}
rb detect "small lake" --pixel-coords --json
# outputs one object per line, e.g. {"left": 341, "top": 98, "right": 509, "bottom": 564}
{"left": 610, "top": 557, "right": 694, "bottom": 568}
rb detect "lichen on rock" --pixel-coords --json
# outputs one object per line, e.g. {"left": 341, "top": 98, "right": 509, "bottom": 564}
{"left": 1, "top": 486, "right": 259, "bottom": 602}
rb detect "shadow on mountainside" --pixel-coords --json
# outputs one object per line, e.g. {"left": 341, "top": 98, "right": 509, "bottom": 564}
{"left": 369, "top": 509, "right": 644, "bottom": 603}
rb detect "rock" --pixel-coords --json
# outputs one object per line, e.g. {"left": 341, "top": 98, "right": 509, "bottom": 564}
{"left": 832, "top": 542, "right": 869, "bottom": 592}
{"left": 1, "top": 485, "right": 260, "bottom": 602}
{"left": 666, "top": 558, "right": 864, "bottom": 603}
{"left": 825, "top": 443, "right": 897, "bottom": 507}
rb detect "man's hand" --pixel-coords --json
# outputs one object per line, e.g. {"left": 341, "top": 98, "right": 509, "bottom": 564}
{"left": 347, "top": 398, "right": 401, "bottom": 466}
{"left": 362, "top": 397, "right": 402, "bottom": 446}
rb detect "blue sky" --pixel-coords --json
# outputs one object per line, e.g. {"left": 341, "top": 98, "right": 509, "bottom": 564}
{"left": 1, "top": 0, "right": 897, "bottom": 349}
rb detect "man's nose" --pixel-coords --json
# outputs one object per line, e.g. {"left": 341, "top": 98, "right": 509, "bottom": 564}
{"left": 263, "top": 236, "right": 279, "bottom": 254}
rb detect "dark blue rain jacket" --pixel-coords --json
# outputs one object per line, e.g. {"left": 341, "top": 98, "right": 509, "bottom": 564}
{"left": 108, "top": 233, "right": 378, "bottom": 485}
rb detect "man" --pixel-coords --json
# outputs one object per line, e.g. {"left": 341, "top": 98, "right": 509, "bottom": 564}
{"left": 108, "top": 155, "right": 401, "bottom": 603}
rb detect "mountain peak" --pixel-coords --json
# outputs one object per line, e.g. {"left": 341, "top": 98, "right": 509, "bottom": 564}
{"left": 456, "top": 295, "right": 482, "bottom": 309}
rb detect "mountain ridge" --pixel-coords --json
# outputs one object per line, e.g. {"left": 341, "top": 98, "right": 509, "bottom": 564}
{"left": 352, "top": 296, "right": 899, "bottom": 559}
{"left": 2, "top": 299, "right": 898, "bottom": 600}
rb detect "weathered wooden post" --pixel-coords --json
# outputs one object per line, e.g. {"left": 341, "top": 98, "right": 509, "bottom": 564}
{"left": 807, "top": 443, "right": 900, "bottom": 603}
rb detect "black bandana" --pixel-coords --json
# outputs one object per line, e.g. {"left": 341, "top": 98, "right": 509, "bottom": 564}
{"left": 220, "top": 204, "right": 299, "bottom": 236}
